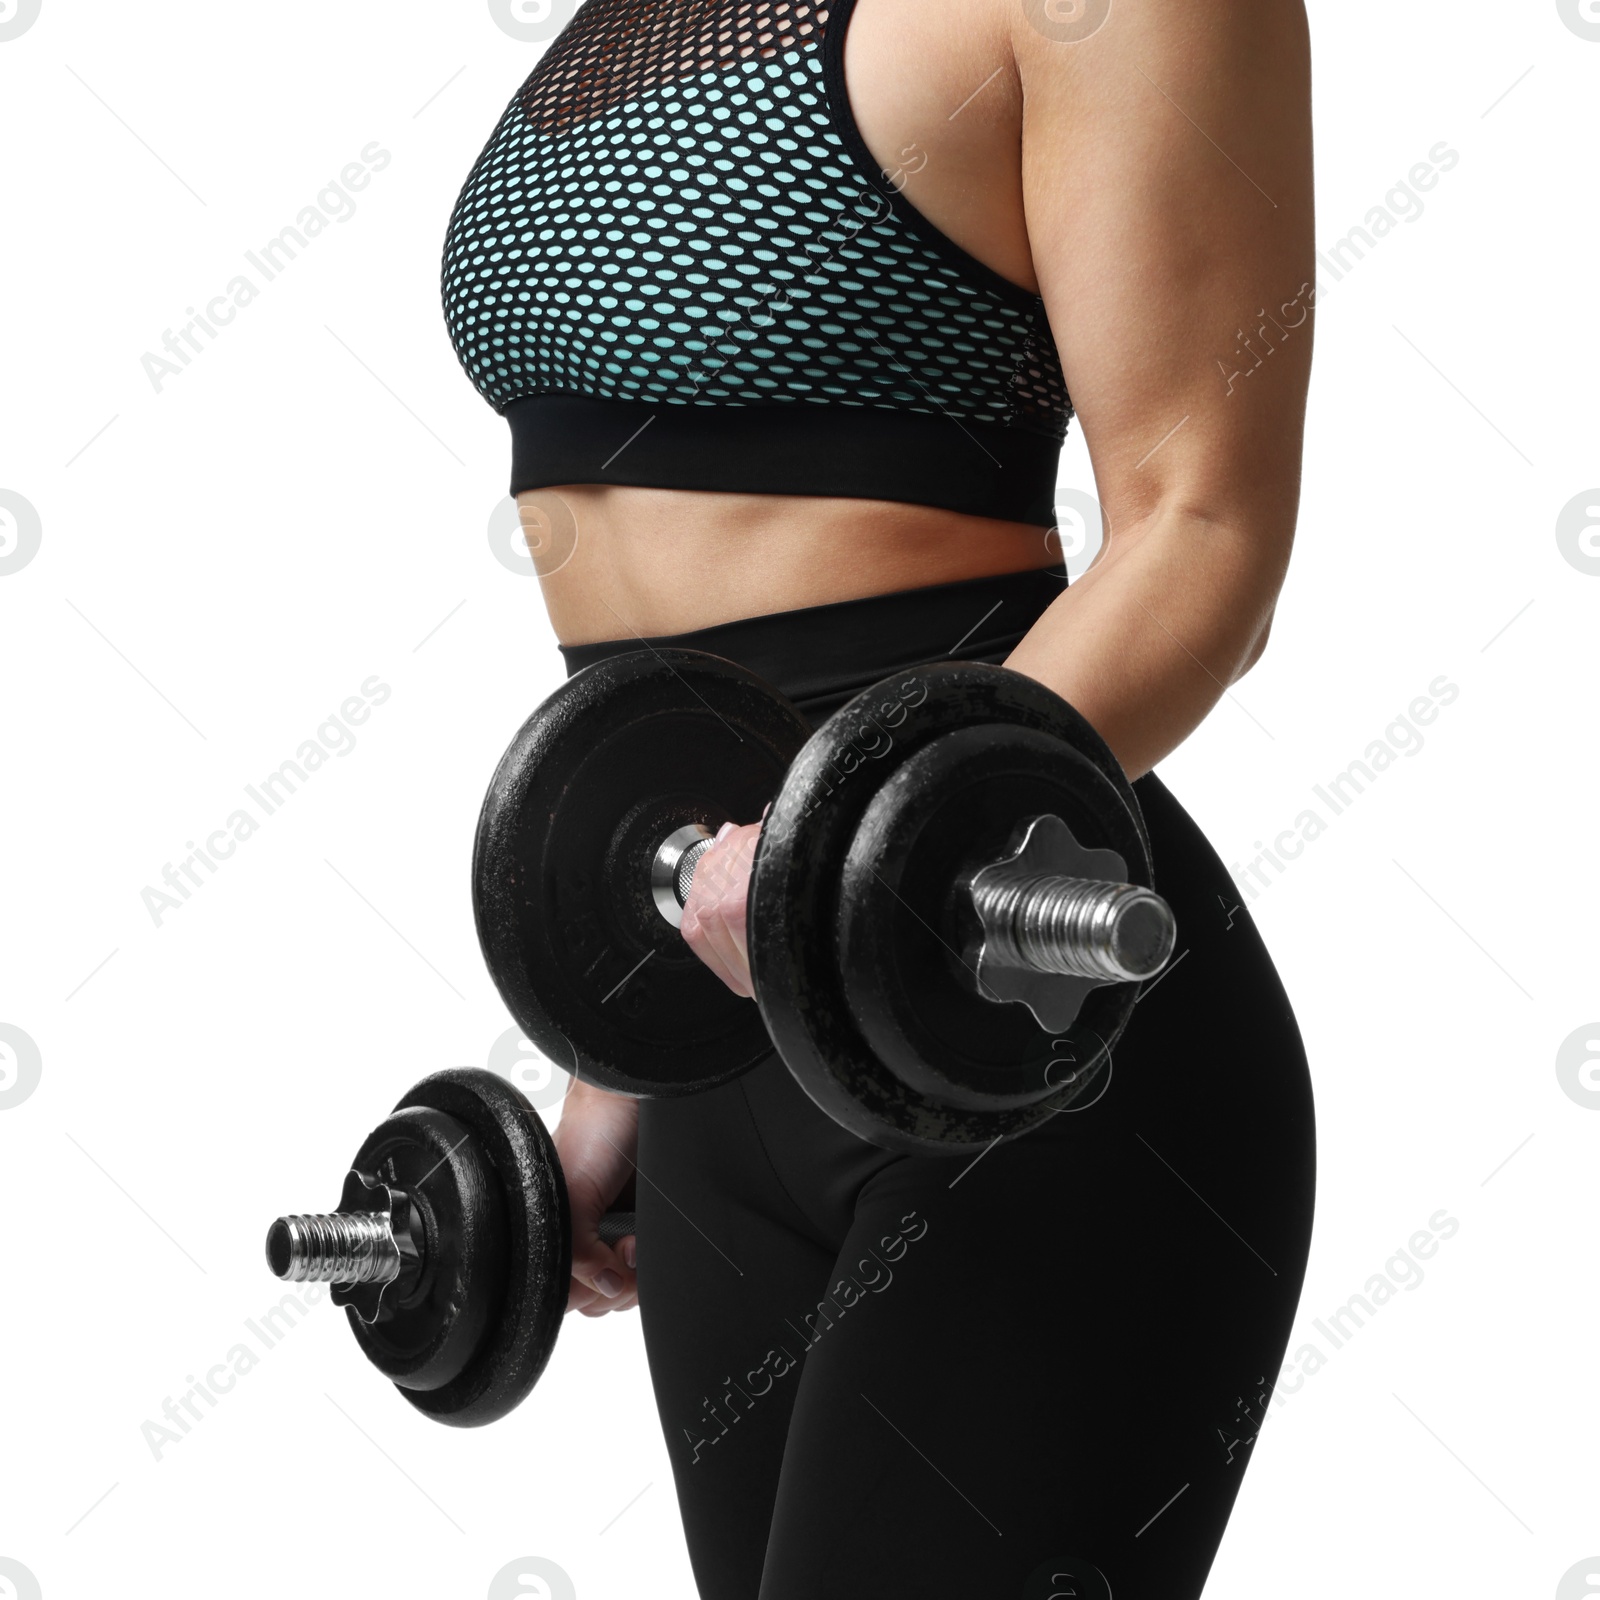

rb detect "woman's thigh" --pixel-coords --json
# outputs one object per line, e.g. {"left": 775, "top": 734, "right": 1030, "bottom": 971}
{"left": 632, "top": 1071, "right": 843, "bottom": 1600}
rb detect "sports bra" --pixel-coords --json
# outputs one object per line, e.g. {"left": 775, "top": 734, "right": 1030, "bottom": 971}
{"left": 441, "top": 0, "right": 1073, "bottom": 530}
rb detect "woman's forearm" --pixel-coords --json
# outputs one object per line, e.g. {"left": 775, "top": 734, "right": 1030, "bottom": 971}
{"left": 1004, "top": 498, "right": 1295, "bottom": 781}
{"left": 556, "top": 1079, "right": 640, "bottom": 1196}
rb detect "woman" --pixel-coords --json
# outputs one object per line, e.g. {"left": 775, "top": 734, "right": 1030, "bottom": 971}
{"left": 443, "top": 0, "right": 1316, "bottom": 1592}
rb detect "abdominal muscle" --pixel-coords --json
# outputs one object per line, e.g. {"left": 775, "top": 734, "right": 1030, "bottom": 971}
{"left": 525, "top": 486, "right": 1062, "bottom": 645}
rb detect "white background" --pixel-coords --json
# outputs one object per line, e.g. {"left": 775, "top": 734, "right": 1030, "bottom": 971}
{"left": 1, "top": 2, "right": 1596, "bottom": 1597}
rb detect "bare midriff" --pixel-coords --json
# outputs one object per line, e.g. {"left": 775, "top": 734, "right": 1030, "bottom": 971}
{"left": 526, "top": 487, "right": 1062, "bottom": 643}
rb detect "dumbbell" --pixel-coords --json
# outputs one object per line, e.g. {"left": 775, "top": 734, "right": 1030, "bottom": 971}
{"left": 264, "top": 1067, "right": 628, "bottom": 1427}
{"left": 474, "top": 651, "right": 1176, "bottom": 1154}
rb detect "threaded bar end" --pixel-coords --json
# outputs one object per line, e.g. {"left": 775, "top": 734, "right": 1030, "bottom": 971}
{"left": 265, "top": 1212, "right": 401, "bottom": 1286}
{"left": 973, "top": 874, "right": 1176, "bottom": 983}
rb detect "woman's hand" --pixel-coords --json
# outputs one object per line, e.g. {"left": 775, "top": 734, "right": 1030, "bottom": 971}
{"left": 551, "top": 1080, "right": 640, "bottom": 1317}
{"left": 679, "top": 818, "right": 763, "bottom": 996}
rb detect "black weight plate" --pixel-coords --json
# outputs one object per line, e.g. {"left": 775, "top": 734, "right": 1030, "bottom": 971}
{"left": 474, "top": 649, "right": 810, "bottom": 1096}
{"left": 386, "top": 1068, "right": 568, "bottom": 1428}
{"left": 345, "top": 1106, "right": 507, "bottom": 1394}
{"left": 838, "top": 723, "right": 1149, "bottom": 1111}
{"left": 748, "top": 661, "right": 1153, "bottom": 1154}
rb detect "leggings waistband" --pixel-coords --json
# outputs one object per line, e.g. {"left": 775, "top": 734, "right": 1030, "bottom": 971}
{"left": 557, "top": 563, "right": 1068, "bottom": 724}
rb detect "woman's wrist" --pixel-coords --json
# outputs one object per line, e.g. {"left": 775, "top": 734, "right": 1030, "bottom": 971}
{"left": 563, "top": 1076, "right": 639, "bottom": 1120}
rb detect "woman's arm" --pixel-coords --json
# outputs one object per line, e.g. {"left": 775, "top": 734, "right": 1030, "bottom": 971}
{"left": 682, "top": 2, "right": 1314, "bottom": 988}
{"left": 1001, "top": 0, "right": 1315, "bottom": 779}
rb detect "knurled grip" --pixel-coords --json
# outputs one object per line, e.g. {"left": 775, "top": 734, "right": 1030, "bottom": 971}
{"left": 596, "top": 1212, "right": 636, "bottom": 1246}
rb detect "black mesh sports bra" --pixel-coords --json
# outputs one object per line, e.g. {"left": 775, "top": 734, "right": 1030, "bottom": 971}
{"left": 441, "top": 0, "right": 1073, "bottom": 529}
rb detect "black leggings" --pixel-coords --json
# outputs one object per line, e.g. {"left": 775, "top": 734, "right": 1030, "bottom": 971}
{"left": 560, "top": 566, "right": 1317, "bottom": 1599}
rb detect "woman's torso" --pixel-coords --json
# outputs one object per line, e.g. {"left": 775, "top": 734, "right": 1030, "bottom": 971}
{"left": 484, "top": 0, "right": 1063, "bottom": 643}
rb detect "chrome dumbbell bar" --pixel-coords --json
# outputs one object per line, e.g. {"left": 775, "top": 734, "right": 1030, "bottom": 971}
{"left": 652, "top": 813, "right": 1176, "bottom": 986}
